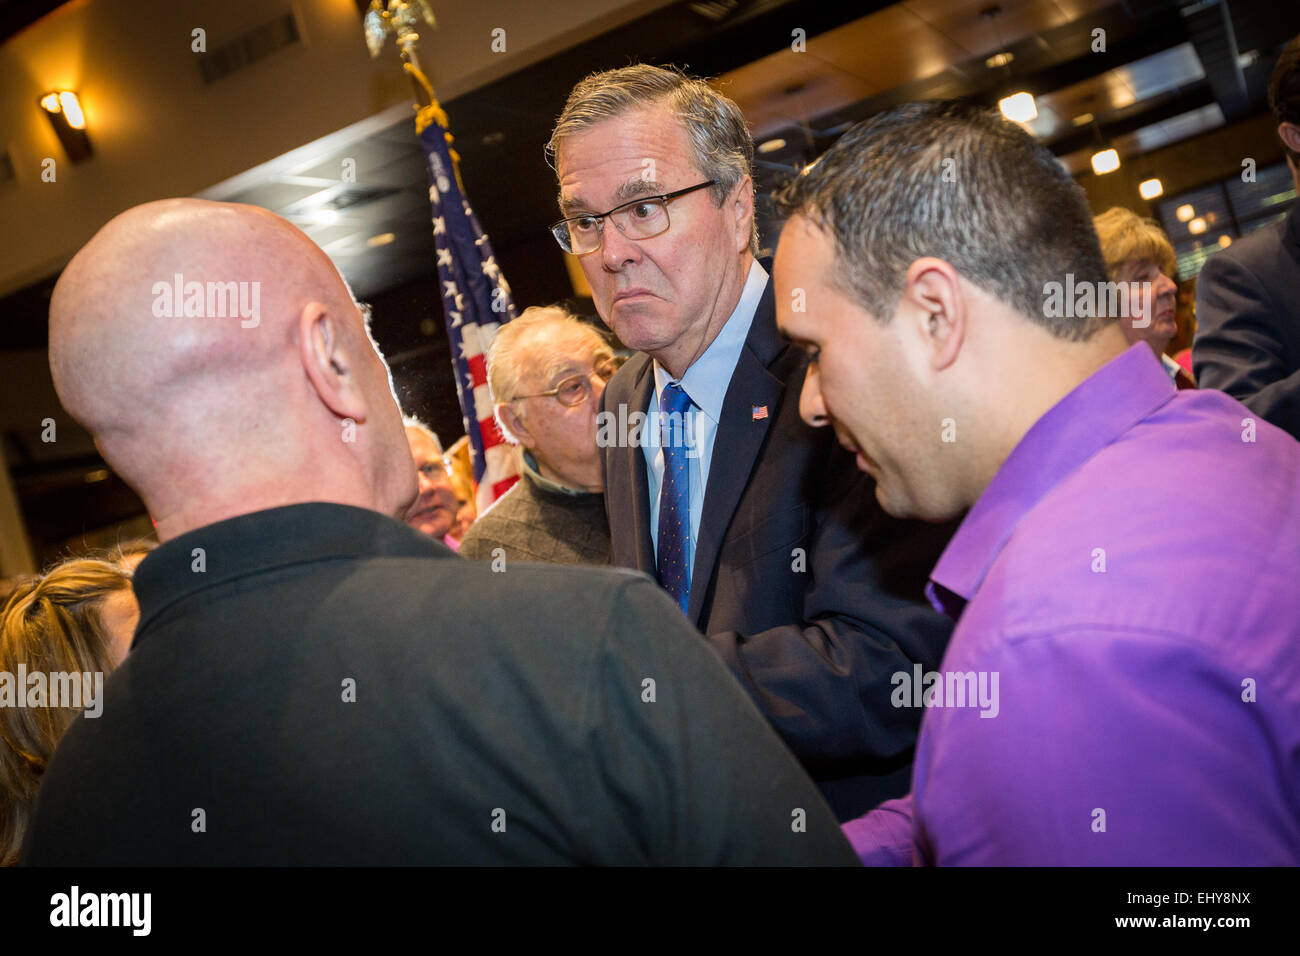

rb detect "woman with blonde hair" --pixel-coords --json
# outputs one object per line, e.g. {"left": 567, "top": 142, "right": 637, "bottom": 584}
{"left": 0, "top": 557, "right": 138, "bottom": 865}
{"left": 1093, "top": 206, "right": 1195, "bottom": 387}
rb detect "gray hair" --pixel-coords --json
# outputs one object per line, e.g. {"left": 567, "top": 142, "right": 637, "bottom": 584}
{"left": 547, "top": 64, "right": 759, "bottom": 256}
{"left": 401, "top": 415, "right": 442, "bottom": 456}
{"left": 774, "top": 99, "right": 1113, "bottom": 340}
{"left": 486, "top": 306, "right": 613, "bottom": 444}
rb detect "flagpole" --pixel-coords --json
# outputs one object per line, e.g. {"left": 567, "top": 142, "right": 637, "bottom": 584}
{"left": 361, "top": 0, "right": 520, "bottom": 513}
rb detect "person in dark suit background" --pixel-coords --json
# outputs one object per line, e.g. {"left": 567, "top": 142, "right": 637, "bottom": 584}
{"left": 1194, "top": 33, "right": 1300, "bottom": 439}
{"left": 546, "top": 64, "right": 956, "bottom": 820}
{"left": 23, "top": 197, "right": 857, "bottom": 866}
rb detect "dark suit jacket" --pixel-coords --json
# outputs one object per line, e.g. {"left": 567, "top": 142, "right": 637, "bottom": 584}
{"left": 22, "top": 503, "right": 856, "bottom": 865}
{"left": 1194, "top": 201, "right": 1300, "bottom": 439}
{"left": 601, "top": 274, "right": 957, "bottom": 819}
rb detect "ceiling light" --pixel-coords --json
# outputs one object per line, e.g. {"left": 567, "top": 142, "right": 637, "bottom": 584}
{"left": 1218, "top": 235, "right": 1232, "bottom": 248}
{"left": 367, "top": 232, "right": 396, "bottom": 247}
{"left": 998, "top": 92, "right": 1037, "bottom": 123}
{"left": 985, "top": 52, "right": 1014, "bottom": 69}
{"left": 1188, "top": 217, "right": 1207, "bottom": 235}
{"left": 1072, "top": 113, "right": 1095, "bottom": 126}
{"left": 1090, "top": 148, "right": 1120, "bottom": 175}
{"left": 757, "top": 138, "right": 787, "bottom": 154}
{"left": 1176, "top": 204, "right": 1195, "bottom": 222}
{"left": 1139, "top": 178, "right": 1163, "bottom": 200}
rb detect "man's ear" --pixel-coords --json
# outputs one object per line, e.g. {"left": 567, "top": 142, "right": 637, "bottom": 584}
{"left": 1279, "top": 122, "right": 1300, "bottom": 158}
{"left": 300, "top": 302, "right": 367, "bottom": 423}
{"left": 731, "top": 175, "right": 755, "bottom": 253}
{"left": 497, "top": 403, "right": 535, "bottom": 450}
{"left": 901, "top": 258, "right": 965, "bottom": 372}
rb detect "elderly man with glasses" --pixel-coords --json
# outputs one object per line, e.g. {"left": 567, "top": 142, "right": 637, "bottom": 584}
{"left": 458, "top": 305, "right": 618, "bottom": 566}
{"left": 546, "top": 64, "right": 958, "bottom": 820}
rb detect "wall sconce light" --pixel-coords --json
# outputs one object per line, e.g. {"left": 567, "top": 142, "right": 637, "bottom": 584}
{"left": 39, "top": 90, "right": 93, "bottom": 162}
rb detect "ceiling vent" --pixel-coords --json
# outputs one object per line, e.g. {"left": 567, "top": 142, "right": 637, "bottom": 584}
{"left": 198, "top": 12, "right": 302, "bottom": 85}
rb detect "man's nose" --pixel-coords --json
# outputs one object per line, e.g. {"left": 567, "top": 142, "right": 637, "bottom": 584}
{"left": 799, "top": 365, "right": 830, "bottom": 428}
{"left": 600, "top": 220, "right": 639, "bottom": 271}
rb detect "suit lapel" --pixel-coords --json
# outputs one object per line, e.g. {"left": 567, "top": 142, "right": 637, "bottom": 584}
{"left": 624, "top": 357, "right": 658, "bottom": 575}
{"left": 687, "top": 280, "right": 787, "bottom": 625}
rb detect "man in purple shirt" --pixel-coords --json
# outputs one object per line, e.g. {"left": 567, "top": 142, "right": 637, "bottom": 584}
{"left": 772, "top": 99, "right": 1300, "bottom": 865}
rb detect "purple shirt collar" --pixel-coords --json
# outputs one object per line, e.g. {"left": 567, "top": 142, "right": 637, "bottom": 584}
{"left": 926, "top": 342, "right": 1176, "bottom": 618}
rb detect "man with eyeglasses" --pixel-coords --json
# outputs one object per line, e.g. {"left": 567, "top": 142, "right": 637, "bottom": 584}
{"left": 403, "top": 417, "right": 463, "bottom": 550}
{"left": 459, "top": 306, "right": 617, "bottom": 565}
{"left": 546, "top": 64, "right": 958, "bottom": 820}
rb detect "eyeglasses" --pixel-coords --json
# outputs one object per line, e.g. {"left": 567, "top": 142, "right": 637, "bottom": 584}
{"left": 510, "top": 358, "right": 621, "bottom": 407}
{"left": 550, "top": 180, "right": 718, "bottom": 255}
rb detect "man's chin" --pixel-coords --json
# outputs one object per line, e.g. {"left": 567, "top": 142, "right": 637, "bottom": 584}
{"left": 606, "top": 307, "right": 670, "bottom": 353}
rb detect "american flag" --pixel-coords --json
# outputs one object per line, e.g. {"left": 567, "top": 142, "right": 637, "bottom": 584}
{"left": 418, "top": 107, "right": 520, "bottom": 511}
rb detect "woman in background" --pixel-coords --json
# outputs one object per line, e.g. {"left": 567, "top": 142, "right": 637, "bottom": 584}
{"left": 1093, "top": 206, "right": 1196, "bottom": 388}
{"left": 0, "top": 556, "right": 139, "bottom": 865}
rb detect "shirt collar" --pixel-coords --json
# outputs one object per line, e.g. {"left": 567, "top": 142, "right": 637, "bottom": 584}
{"left": 131, "top": 502, "right": 449, "bottom": 638}
{"left": 652, "top": 259, "right": 768, "bottom": 417}
{"left": 926, "top": 342, "right": 1177, "bottom": 618}
{"left": 521, "top": 449, "right": 596, "bottom": 497}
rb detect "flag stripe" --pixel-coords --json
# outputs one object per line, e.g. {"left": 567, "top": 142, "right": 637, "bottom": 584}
{"left": 419, "top": 115, "right": 520, "bottom": 507}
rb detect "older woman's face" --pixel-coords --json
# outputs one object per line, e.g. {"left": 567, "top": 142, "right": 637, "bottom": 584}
{"left": 1119, "top": 259, "right": 1179, "bottom": 353}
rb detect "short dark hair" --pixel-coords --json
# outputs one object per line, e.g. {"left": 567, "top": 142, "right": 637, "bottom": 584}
{"left": 1269, "top": 33, "right": 1300, "bottom": 165}
{"left": 774, "top": 99, "right": 1112, "bottom": 340}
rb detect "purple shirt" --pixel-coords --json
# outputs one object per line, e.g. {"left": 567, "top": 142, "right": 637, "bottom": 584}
{"left": 844, "top": 343, "right": 1300, "bottom": 865}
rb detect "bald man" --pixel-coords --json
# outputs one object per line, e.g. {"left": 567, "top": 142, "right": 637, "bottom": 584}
{"left": 21, "top": 199, "right": 856, "bottom": 866}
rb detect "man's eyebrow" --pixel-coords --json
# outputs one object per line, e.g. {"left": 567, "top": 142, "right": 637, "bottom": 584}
{"left": 613, "top": 179, "right": 664, "bottom": 204}
{"left": 558, "top": 180, "right": 665, "bottom": 217}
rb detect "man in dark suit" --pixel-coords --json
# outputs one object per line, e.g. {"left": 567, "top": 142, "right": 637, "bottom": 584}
{"left": 547, "top": 65, "right": 956, "bottom": 819}
{"left": 22, "top": 197, "right": 857, "bottom": 866}
{"left": 1194, "top": 34, "right": 1300, "bottom": 440}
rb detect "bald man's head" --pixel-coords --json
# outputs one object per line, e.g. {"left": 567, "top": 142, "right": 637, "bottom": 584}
{"left": 49, "top": 198, "right": 418, "bottom": 539}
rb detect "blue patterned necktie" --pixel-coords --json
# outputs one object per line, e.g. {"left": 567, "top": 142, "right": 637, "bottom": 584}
{"left": 656, "top": 382, "right": 693, "bottom": 614}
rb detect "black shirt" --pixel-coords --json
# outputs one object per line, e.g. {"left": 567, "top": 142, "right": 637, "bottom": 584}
{"left": 23, "top": 503, "right": 856, "bottom": 865}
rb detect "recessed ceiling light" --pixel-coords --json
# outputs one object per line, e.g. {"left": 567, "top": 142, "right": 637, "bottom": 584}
{"left": 1139, "top": 178, "right": 1163, "bottom": 200}
{"left": 1072, "top": 113, "right": 1094, "bottom": 126}
{"left": 1176, "top": 204, "right": 1195, "bottom": 222}
{"left": 1188, "top": 217, "right": 1207, "bottom": 235}
{"left": 367, "top": 232, "right": 397, "bottom": 247}
{"left": 985, "top": 52, "right": 1014, "bottom": 69}
{"left": 998, "top": 92, "right": 1037, "bottom": 123}
{"left": 757, "top": 138, "right": 787, "bottom": 154}
{"left": 1218, "top": 235, "right": 1232, "bottom": 248}
{"left": 1090, "top": 148, "right": 1120, "bottom": 175}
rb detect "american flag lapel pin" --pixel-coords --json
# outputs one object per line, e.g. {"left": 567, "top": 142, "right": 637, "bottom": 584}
{"left": 752, "top": 405, "right": 768, "bottom": 421}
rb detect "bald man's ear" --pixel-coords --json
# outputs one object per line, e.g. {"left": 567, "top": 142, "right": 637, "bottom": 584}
{"left": 497, "top": 403, "right": 535, "bottom": 450}
{"left": 300, "top": 302, "right": 368, "bottom": 424}
{"left": 902, "top": 258, "right": 965, "bottom": 372}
